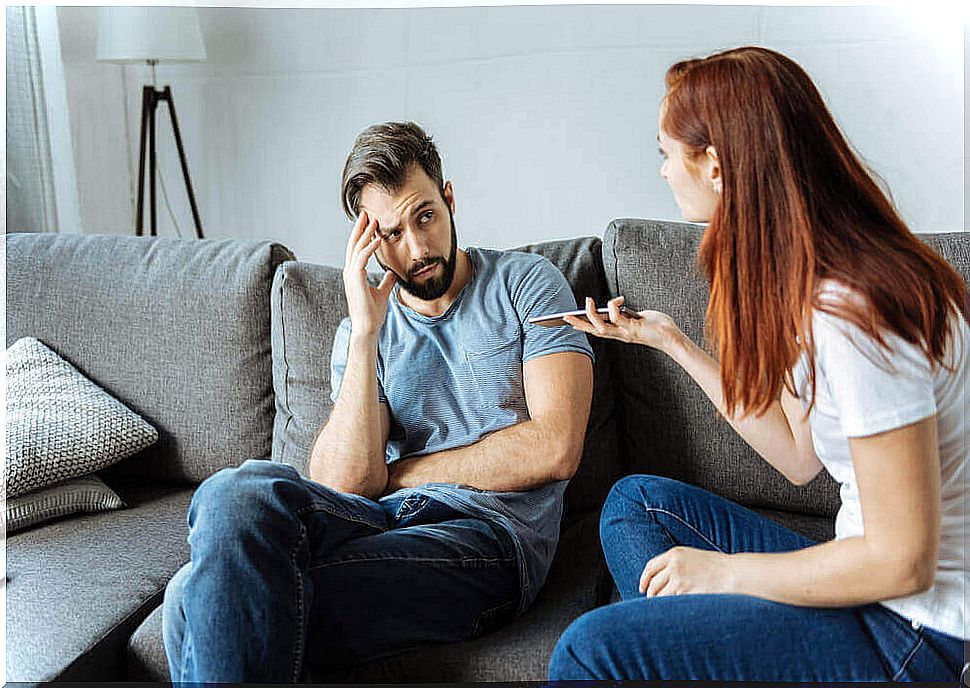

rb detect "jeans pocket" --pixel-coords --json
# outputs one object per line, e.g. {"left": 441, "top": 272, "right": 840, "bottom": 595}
{"left": 394, "top": 494, "right": 430, "bottom": 520}
{"left": 471, "top": 598, "right": 517, "bottom": 638}
{"left": 465, "top": 338, "right": 523, "bottom": 407}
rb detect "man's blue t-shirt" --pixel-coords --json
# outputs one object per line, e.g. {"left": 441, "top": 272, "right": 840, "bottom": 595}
{"left": 329, "top": 246, "right": 593, "bottom": 611}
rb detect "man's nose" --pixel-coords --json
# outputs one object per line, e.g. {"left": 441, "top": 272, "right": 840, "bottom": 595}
{"left": 405, "top": 229, "right": 429, "bottom": 258}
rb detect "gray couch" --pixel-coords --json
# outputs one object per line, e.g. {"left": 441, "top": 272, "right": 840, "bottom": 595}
{"left": 6, "top": 220, "right": 968, "bottom": 683}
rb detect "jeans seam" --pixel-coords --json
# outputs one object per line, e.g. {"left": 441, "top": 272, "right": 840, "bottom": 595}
{"left": 644, "top": 507, "right": 726, "bottom": 553}
{"left": 295, "top": 502, "right": 386, "bottom": 532}
{"left": 290, "top": 522, "right": 307, "bottom": 683}
{"left": 891, "top": 633, "right": 924, "bottom": 681}
{"left": 472, "top": 597, "right": 517, "bottom": 637}
{"left": 309, "top": 555, "right": 516, "bottom": 572}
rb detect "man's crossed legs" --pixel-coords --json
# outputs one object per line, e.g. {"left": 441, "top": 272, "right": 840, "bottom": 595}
{"left": 163, "top": 459, "right": 519, "bottom": 683}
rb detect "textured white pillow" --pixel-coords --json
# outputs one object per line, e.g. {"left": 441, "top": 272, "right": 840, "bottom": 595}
{"left": 5, "top": 475, "right": 125, "bottom": 533}
{"left": 5, "top": 337, "right": 158, "bottom": 498}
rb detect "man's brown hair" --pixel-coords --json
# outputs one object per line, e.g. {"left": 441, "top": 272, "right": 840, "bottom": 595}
{"left": 341, "top": 121, "right": 444, "bottom": 219}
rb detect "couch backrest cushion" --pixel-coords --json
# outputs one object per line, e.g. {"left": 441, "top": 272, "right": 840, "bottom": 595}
{"left": 271, "top": 237, "right": 621, "bottom": 517}
{"left": 602, "top": 219, "right": 970, "bottom": 519}
{"left": 5, "top": 233, "right": 294, "bottom": 484}
{"left": 603, "top": 219, "right": 840, "bottom": 516}
{"left": 511, "top": 237, "right": 622, "bottom": 516}
{"left": 271, "top": 260, "right": 346, "bottom": 476}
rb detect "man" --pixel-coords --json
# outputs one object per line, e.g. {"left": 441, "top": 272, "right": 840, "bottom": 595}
{"left": 162, "top": 121, "right": 594, "bottom": 682}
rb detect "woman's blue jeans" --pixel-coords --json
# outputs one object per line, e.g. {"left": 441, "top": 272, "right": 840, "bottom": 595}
{"left": 162, "top": 459, "right": 518, "bottom": 683}
{"left": 549, "top": 475, "right": 966, "bottom": 681}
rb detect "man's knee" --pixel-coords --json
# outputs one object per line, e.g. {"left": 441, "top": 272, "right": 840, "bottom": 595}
{"left": 188, "top": 459, "right": 306, "bottom": 541}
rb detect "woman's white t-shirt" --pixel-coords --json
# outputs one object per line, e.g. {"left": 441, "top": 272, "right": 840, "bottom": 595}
{"left": 791, "top": 283, "right": 968, "bottom": 640}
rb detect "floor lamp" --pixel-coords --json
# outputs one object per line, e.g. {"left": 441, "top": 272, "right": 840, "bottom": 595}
{"left": 96, "top": 6, "right": 207, "bottom": 238}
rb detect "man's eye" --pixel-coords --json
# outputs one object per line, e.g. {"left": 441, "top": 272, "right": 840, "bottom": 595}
{"left": 383, "top": 231, "right": 401, "bottom": 241}
{"left": 419, "top": 211, "right": 434, "bottom": 224}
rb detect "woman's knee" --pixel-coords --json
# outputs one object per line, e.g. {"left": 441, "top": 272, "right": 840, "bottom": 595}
{"left": 549, "top": 606, "right": 631, "bottom": 680}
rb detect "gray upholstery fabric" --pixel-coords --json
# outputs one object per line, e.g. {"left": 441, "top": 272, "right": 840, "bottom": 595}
{"left": 6, "top": 481, "right": 193, "bottom": 683}
{"left": 602, "top": 218, "right": 841, "bottom": 516}
{"left": 126, "top": 606, "right": 168, "bottom": 682}
{"left": 271, "top": 238, "right": 622, "bottom": 516}
{"left": 5, "top": 233, "right": 294, "bottom": 484}
{"left": 920, "top": 232, "right": 970, "bottom": 284}
{"left": 271, "top": 260, "right": 346, "bottom": 476}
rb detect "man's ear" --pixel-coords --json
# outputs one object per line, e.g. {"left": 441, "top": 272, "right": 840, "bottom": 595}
{"left": 442, "top": 181, "right": 456, "bottom": 215}
{"left": 705, "top": 145, "right": 721, "bottom": 183}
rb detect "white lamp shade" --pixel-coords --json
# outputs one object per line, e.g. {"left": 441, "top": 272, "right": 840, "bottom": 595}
{"left": 97, "top": 6, "right": 207, "bottom": 63}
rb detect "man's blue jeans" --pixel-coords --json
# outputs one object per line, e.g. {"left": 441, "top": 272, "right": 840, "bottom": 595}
{"left": 549, "top": 475, "right": 966, "bottom": 681}
{"left": 162, "top": 459, "right": 519, "bottom": 683}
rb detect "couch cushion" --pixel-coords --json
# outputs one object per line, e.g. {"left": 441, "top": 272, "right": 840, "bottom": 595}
{"left": 602, "top": 219, "right": 841, "bottom": 517}
{"left": 602, "top": 219, "right": 970, "bottom": 519}
{"left": 6, "top": 475, "right": 124, "bottom": 534}
{"left": 6, "top": 481, "right": 193, "bottom": 682}
{"left": 5, "top": 234, "right": 294, "bottom": 483}
{"left": 271, "top": 238, "right": 622, "bottom": 517}
{"left": 511, "top": 238, "right": 622, "bottom": 516}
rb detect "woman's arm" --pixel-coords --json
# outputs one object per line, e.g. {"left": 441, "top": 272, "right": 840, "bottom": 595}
{"left": 567, "top": 296, "right": 823, "bottom": 485}
{"left": 641, "top": 415, "right": 940, "bottom": 606}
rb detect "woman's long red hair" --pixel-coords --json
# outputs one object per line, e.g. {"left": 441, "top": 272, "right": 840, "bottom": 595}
{"left": 663, "top": 46, "right": 967, "bottom": 417}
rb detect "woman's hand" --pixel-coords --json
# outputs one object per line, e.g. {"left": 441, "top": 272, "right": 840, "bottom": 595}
{"left": 343, "top": 210, "right": 397, "bottom": 337}
{"left": 564, "top": 295, "right": 683, "bottom": 352}
{"left": 639, "top": 546, "right": 737, "bottom": 597}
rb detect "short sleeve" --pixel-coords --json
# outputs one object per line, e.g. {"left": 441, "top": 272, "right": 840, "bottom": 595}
{"left": 813, "top": 312, "right": 936, "bottom": 437}
{"left": 329, "top": 317, "right": 387, "bottom": 404}
{"left": 512, "top": 257, "right": 595, "bottom": 365}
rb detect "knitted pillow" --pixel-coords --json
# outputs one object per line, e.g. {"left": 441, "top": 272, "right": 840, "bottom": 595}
{"left": 5, "top": 337, "right": 158, "bottom": 498}
{"left": 5, "top": 475, "right": 125, "bottom": 533}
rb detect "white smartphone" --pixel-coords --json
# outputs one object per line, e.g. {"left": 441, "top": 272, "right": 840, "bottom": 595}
{"left": 528, "top": 306, "right": 641, "bottom": 327}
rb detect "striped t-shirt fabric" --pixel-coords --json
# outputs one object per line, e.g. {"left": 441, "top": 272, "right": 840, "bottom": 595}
{"left": 330, "top": 246, "right": 594, "bottom": 611}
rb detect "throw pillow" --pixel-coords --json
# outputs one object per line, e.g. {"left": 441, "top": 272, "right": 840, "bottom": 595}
{"left": 5, "top": 475, "right": 125, "bottom": 533}
{"left": 5, "top": 337, "right": 158, "bottom": 498}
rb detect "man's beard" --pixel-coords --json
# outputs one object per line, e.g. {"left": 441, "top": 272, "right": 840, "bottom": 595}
{"left": 377, "top": 211, "right": 458, "bottom": 301}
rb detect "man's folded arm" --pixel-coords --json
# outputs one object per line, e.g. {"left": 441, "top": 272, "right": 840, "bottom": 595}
{"left": 309, "top": 330, "right": 391, "bottom": 499}
{"left": 386, "top": 351, "right": 593, "bottom": 493}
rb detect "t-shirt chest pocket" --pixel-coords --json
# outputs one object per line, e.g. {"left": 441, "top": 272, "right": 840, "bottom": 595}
{"left": 464, "top": 338, "right": 523, "bottom": 408}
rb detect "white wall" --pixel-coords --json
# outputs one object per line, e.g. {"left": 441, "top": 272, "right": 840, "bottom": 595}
{"left": 58, "top": 4, "right": 965, "bottom": 266}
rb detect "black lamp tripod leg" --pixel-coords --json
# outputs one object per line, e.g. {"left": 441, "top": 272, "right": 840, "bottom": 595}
{"left": 135, "top": 86, "right": 152, "bottom": 236}
{"left": 162, "top": 87, "right": 205, "bottom": 239}
{"left": 149, "top": 89, "right": 157, "bottom": 236}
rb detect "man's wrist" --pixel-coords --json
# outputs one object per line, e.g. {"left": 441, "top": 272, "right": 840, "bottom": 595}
{"left": 349, "top": 326, "right": 380, "bottom": 348}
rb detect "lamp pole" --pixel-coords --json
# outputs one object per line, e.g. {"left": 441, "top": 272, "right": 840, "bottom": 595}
{"left": 134, "top": 61, "right": 204, "bottom": 238}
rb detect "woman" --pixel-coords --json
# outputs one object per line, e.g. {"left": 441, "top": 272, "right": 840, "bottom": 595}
{"left": 549, "top": 46, "right": 968, "bottom": 682}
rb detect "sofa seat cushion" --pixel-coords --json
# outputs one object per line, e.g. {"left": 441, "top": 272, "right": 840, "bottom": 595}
{"left": 127, "top": 510, "right": 609, "bottom": 683}
{"left": 6, "top": 482, "right": 193, "bottom": 683}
